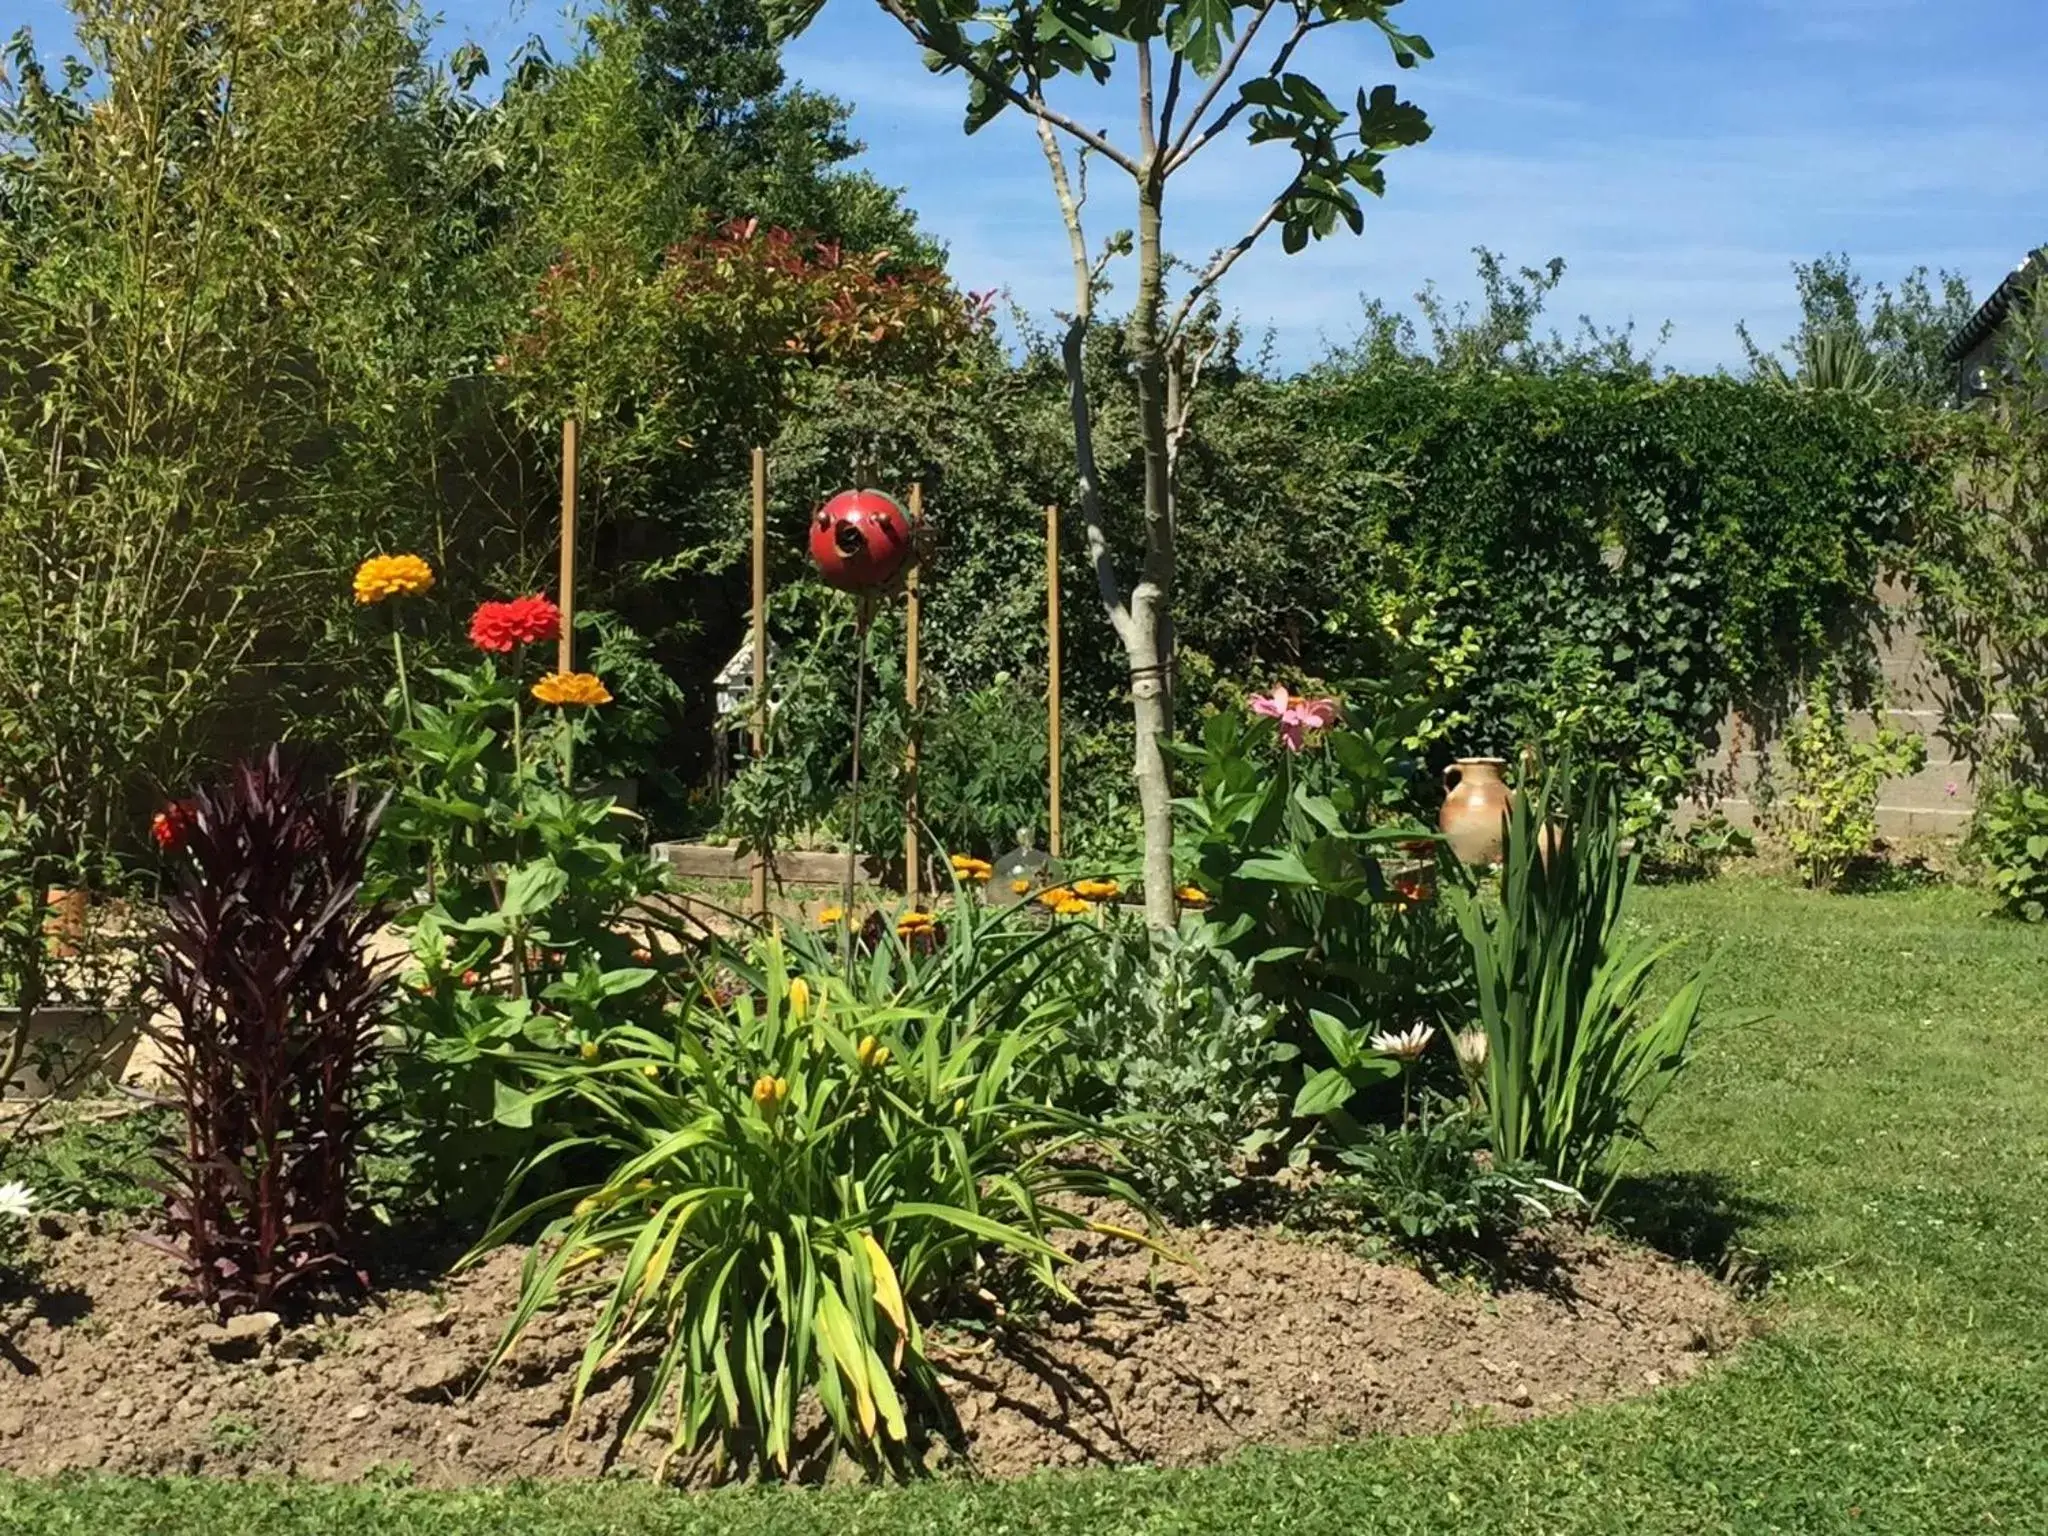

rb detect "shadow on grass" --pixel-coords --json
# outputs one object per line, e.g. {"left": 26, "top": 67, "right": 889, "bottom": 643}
{"left": 1604, "top": 1170, "right": 1787, "bottom": 1296}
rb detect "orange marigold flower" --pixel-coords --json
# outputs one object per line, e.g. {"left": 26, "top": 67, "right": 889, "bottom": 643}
{"left": 1073, "top": 879, "right": 1119, "bottom": 901}
{"left": 1009, "top": 878, "right": 1032, "bottom": 895}
{"left": 469, "top": 594, "right": 561, "bottom": 653}
{"left": 353, "top": 553, "right": 434, "bottom": 605}
{"left": 1036, "top": 887, "right": 1073, "bottom": 910}
{"left": 532, "top": 670, "right": 613, "bottom": 707}
{"left": 1053, "top": 896, "right": 1091, "bottom": 917}
{"left": 1176, "top": 885, "right": 1209, "bottom": 907}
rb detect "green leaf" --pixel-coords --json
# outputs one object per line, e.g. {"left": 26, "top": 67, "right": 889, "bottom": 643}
{"left": 492, "top": 1077, "right": 537, "bottom": 1129}
{"left": 1293, "top": 1067, "right": 1356, "bottom": 1118}
{"left": 498, "top": 860, "right": 569, "bottom": 921}
{"left": 1236, "top": 851, "right": 1319, "bottom": 885}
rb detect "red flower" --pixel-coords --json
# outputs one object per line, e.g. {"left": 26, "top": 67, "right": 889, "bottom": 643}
{"left": 468, "top": 595, "right": 561, "bottom": 654}
{"left": 151, "top": 801, "right": 195, "bottom": 852}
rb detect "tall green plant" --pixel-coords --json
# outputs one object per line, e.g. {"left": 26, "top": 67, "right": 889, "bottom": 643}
{"left": 1456, "top": 773, "right": 1712, "bottom": 1195}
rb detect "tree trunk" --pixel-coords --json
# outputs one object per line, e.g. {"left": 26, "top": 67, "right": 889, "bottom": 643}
{"left": 1128, "top": 175, "right": 1178, "bottom": 929}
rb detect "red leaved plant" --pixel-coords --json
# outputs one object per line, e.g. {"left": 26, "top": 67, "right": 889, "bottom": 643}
{"left": 144, "top": 749, "right": 390, "bottom": 1316}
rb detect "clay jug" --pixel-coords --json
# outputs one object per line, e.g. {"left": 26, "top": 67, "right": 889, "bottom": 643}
{"left": 1440, "top": 758, "right": 1512, "bottom": 866}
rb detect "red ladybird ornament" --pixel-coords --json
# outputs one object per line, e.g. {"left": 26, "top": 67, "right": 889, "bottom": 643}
{"left": 808, "top": 489, "right": 916, "bottom": 592}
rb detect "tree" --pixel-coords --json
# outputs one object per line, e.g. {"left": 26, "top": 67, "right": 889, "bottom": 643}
{"left": 1738, "top": 254, "right": 1975, "bottom": 409}
{"left": 767, "top": 0, "right": 1435, "bottom": 925}
{"left": 1326, "top": 246, "right": 1669, "bottom": 378}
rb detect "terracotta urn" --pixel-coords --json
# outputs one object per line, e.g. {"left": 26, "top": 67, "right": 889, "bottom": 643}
{"left": 1440, "top": 758, "right": 1512, "bottom": 866}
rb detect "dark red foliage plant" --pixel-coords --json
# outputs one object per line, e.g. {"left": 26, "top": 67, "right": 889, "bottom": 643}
{"left": 143, "top": 748, "right": 391, "bottom": 1317}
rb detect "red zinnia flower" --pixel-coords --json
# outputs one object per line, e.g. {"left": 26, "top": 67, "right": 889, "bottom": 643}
{"left": 151, "top": 801, "right": 195, "bottom": 852}
{"left": 468, "top": 595, "right": 562, "bottom": 654}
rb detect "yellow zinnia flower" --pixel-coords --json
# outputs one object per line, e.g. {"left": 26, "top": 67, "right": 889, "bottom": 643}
{"left": 353, "top": 553, "right": 435, "bottom": 605}
{"left": 1036, "top": 887, "right": 1073, "bottom": 910}
{"left": 532, "top": 670, "right": 613, "bottom": 707}
{"left": 1053, "top": 896, "right": 1091, "bottom": 917}
{"left": 1176, "top": 885, "right": 1210, "bottom": 907}
{"left": 817, "top": 906, "right": 845, "bottom": 926}
{"left": 896, "top": 910, "right": 935, "bottom": 931}
{"left": 1009, "top": 878, "right": 1032, "bottom": 895}
{"left": 1073, "top": 879, "right": 1119, "bottom": 901}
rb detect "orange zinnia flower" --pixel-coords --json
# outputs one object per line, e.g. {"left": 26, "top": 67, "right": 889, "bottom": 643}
{"left": 353, "top": 553, "right": 434, "bottom": 605}
{"left": 532, "top": 671, "right": 612, "bottom": 707}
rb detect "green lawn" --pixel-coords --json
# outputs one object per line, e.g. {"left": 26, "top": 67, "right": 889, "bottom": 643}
{"left": 5, "top": 877, "right": 2046, "bottom": 1534}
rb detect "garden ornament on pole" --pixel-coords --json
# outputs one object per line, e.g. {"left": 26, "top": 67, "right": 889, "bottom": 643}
{"left": 807, "top": 488, "right": 921, "bottom": 950}
{"left": 808, "top": 489, "right": 916, "bottom": 594}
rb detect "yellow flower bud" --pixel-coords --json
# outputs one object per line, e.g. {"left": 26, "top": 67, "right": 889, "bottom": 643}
{"left": 641, "top": 1063, "right": 660, "bottom": 1079}
{"left": 870, "top": 1046, "right": 890, "bottom": 1069}
{"left": 572, "top": 1197, "right": 598, "bottom": 1219}
{"left": 857, "top": 1034, "right": 879, "bottom": 1068}
{"left": 579, "top": 1040, "right": 600, "bottom": 1062}
{"left": 787, "top": 977, "right": 811, "bottom": 1019}
{"left": 952, "top": 1096, "right": 968, "bottom": 1119}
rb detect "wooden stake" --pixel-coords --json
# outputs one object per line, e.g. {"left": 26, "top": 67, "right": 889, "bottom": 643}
{"left": 1046, "top": 503, "right": 1063, "bottom": 859}
{"left": 902, "top": 484, "right": 924, "bottom": 903}
{"left": 558, "top": 417, "right": 579, "bottom": 674}
{"left": 749, "top": 447, "right": 769, "bottom": 919}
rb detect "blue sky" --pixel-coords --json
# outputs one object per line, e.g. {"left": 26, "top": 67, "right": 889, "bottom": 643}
{"left": 13, "top": 1, "right": 2046, "bottom": 373}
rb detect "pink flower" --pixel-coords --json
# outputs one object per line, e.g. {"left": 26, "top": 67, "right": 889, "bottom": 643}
{"left": 1249, "top": 686, "right": 1341, "bottom": 752}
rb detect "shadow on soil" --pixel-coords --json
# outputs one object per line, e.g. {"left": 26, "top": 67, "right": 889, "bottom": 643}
{"left": 1604, "top": 1169, "right": 1787, "bottom": 1296}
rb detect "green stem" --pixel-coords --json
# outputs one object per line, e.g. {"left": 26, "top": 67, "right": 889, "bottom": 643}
{"left": 390, "top": 625, "right": 417, "bottom": 734}
{"left": 389, "top": 623, "right": 435, "bottom": 901}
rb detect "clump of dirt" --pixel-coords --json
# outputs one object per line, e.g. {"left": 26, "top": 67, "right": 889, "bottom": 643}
{"left": 0, "top": 1218, "right": 1748, "bottom": 1486}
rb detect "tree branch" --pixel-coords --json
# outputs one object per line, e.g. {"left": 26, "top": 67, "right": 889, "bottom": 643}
{"left": 1164, "top": 1, "right": 1285, "bottom": 168}
{"left": 1031, "top": 103, "right": 1132, "bottom": 643}
{"left": 1157, "top": 50, "right": 1185, "bottom": 153}
{"left": 872, "top": 0, "right": 1141, "bottom": 176}
{"left": 1137, "top": 37, "right": 1156, "bottom": 162}
{"left": 1169, "top": 9, "right": 1323, "bottom": 174}
{"left": 1166, "top": 170, "right": 1304, "bottom": 342}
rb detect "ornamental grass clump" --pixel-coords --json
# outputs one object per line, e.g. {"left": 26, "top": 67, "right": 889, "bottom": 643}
{"left": 466, "top": 935, "right": 1148, "bottom": 1476}
{"left": 146, "top": 749, "right": 389, "bottom": 1315}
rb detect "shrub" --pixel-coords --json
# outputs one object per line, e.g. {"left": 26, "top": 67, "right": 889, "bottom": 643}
{"left": 145, "top": 749, "right": 388, "bottom": 1315}
{"left": 1062, "top": 919, "right": 1290, "bottom": 1222}
{"left": 1769, "top": 677, "right": 1927, "bottom": 889}
{"left": 1456, "top": 772, "right": 1714, "bottom": 1196}
{"left": 1968, "top": 783, "right": 2048, "bottom": 922}
{"left": 467, "top": 934, "right": 1144, "bottom": 1475}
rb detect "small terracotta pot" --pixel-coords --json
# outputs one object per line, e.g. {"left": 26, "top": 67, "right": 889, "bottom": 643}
{"left": 1440, "top": 758, "right": 1512, "bottom": 866}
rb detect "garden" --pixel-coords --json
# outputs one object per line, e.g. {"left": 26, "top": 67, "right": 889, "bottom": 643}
{"left": 7, "top": 1, "right": 2048, "bottom": 1532}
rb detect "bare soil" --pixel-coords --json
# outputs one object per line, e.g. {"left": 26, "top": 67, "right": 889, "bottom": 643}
{"left": 0, "top": 1218, "right": 1747, "bottom": 1486}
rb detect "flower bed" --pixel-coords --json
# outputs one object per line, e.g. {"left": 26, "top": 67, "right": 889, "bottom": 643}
{"left": 0, "top": 1218, "right": 1742, "bottom": 1484}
